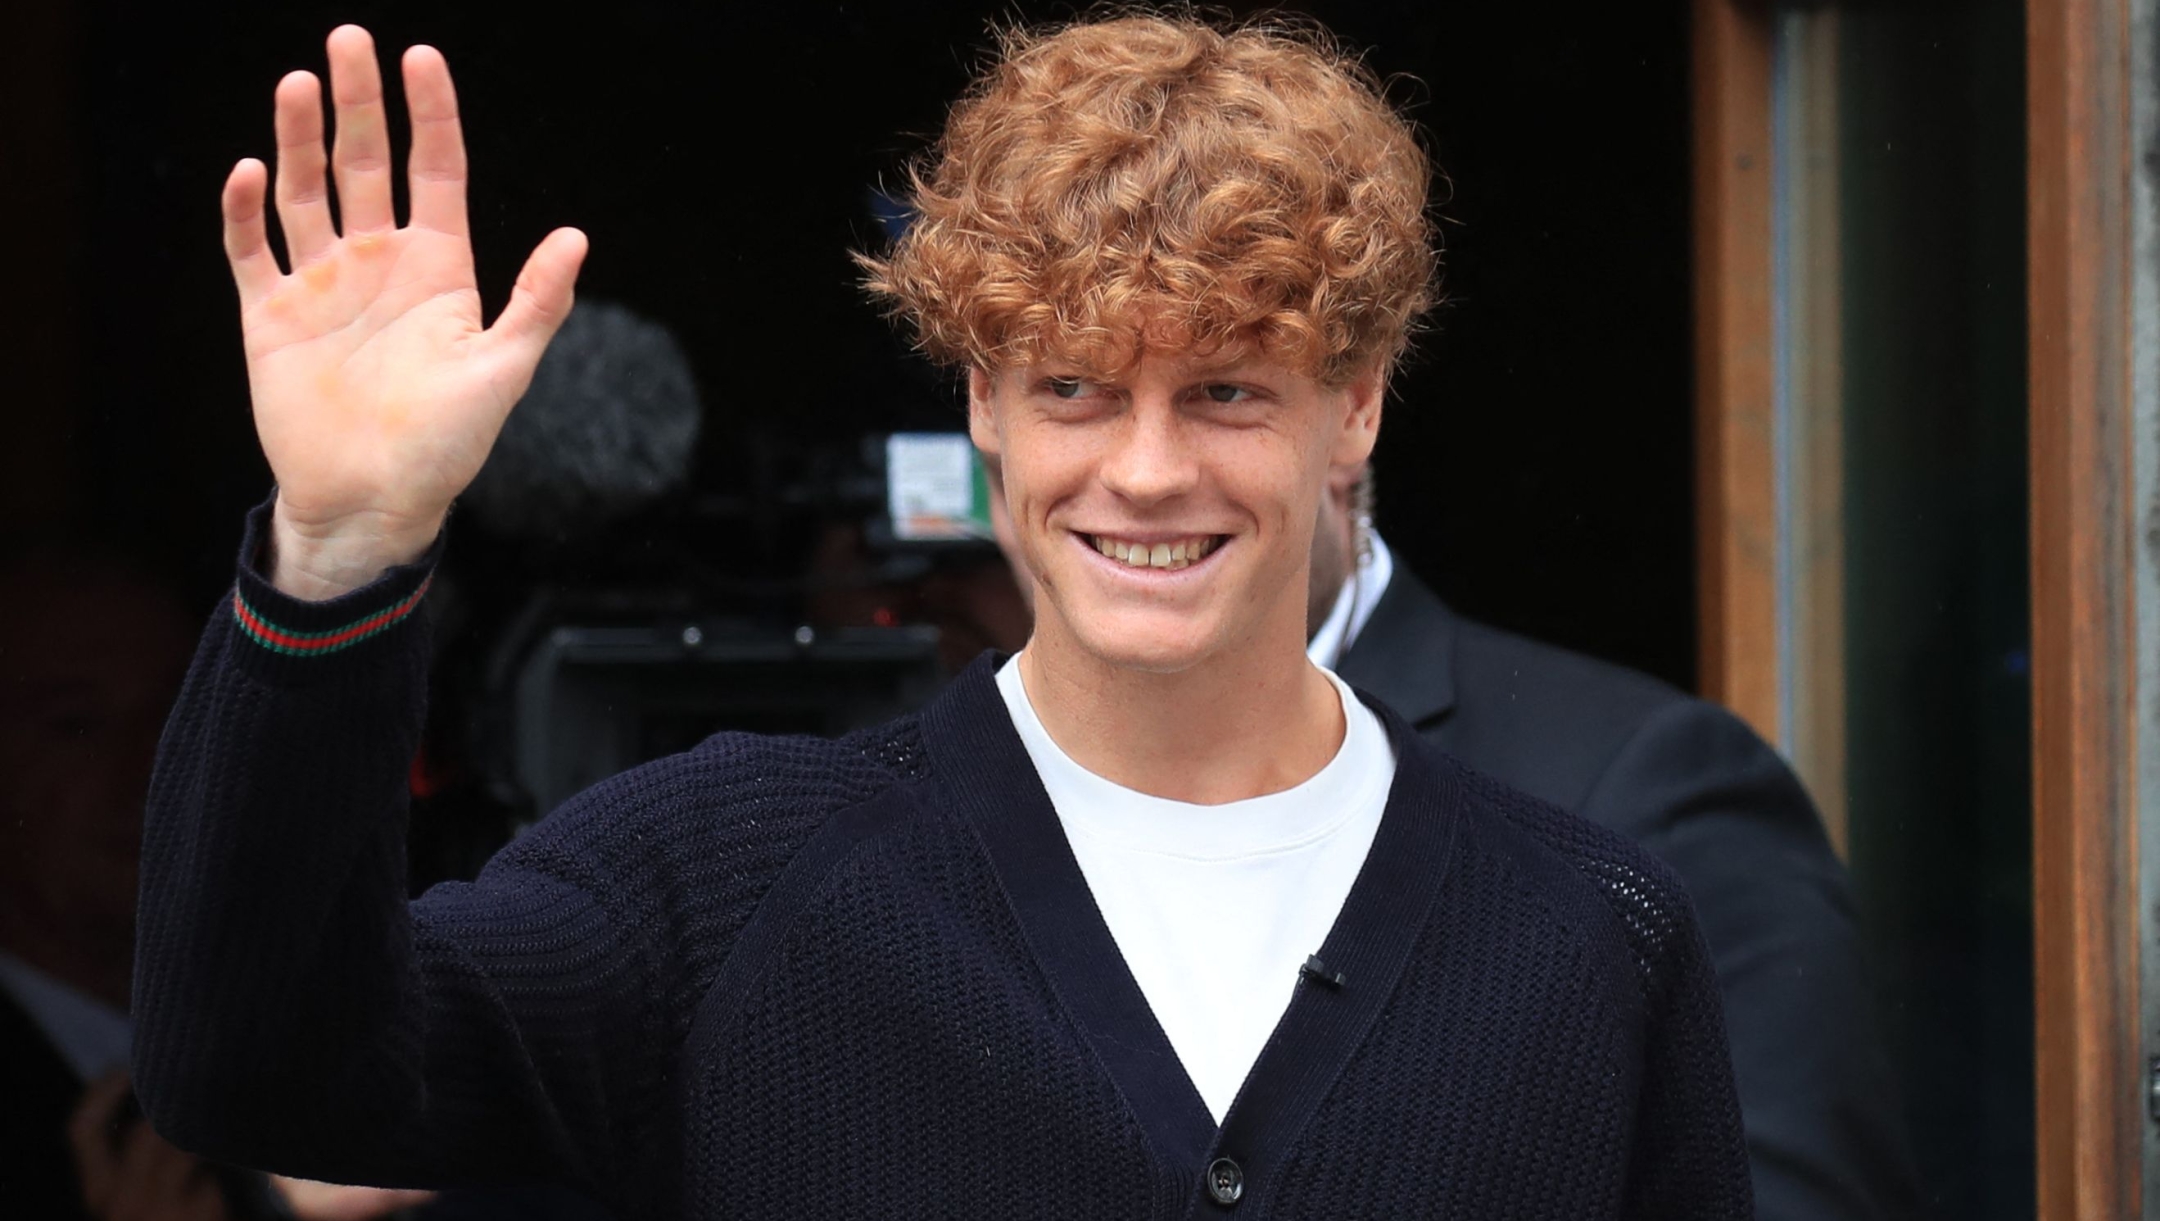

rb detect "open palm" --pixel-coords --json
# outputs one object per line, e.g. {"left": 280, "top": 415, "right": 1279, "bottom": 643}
{"left": 222, "top": 26, "right": 585, "bottom": 596}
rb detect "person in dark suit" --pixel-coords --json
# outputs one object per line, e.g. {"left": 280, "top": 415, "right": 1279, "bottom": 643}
{"left": 1310, "top": 463, "right": 1920, "bottom": 1221}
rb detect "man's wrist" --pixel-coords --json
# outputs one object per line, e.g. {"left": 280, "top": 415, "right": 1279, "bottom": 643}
{"left": 266, "top": 501, "right": 444, "bottom": 602}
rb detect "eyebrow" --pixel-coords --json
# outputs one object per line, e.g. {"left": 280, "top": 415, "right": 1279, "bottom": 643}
{"left": 1032, "top": 362, "right": 1271, "bottom": 385}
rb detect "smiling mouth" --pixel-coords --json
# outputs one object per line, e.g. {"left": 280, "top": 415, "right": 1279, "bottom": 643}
{"left": 1080, "top": 533, "right": 1226, "bottom": 571}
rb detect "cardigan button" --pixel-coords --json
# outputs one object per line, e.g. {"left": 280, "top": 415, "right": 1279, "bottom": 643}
{"left": 1205, "top": 1157, "right": 1245, "bottom": 1206}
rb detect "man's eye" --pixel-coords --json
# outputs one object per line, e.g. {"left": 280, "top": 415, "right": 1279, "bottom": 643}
{"left": 1204, "top": 384, "right": 1250, "bottom": 403}
{"left": 1047, "top": 377, "right": 1088, "bottom": 399}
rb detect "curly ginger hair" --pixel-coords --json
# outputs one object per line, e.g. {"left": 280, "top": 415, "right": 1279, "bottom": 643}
{"left": 859, "top": 11, "right": 1439, "bottom": 388}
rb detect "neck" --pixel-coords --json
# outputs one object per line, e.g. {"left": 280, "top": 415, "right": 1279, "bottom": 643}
{"left": 1018, "top": 594, "right": 1343, "bottom": 805}
{"left": 1308, "top": 570, "right": 1349, "bottom": 644}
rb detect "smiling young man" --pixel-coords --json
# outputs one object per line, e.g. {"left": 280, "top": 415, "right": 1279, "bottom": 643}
{"left": 133, "top": 13, "right": 1752, "bottom": 1220}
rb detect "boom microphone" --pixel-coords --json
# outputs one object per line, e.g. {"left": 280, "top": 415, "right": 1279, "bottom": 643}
{"left": 461, "top": 298, "right": 703, "bottom": 541}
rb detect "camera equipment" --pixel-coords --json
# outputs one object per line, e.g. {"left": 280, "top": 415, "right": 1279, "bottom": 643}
{"left": 505, "top": 617, "right": 941, "bottom": 819}
{"left": 436, "top": 300, "right": 996, "bottom": 837}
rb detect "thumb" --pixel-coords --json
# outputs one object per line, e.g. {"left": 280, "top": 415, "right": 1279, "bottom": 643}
{"left": 489, "top": 226, "right": 589, "bottom": 364}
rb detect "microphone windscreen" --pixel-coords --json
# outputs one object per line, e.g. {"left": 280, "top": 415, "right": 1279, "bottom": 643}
{"left": 463, "top": 298, "right": 703, "bottom": 540}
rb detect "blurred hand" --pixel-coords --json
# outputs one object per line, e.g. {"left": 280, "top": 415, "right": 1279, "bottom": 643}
{"left": 221, "top": 25, "right": 587, "bottom": 599}
{"left": 272, "top": 1176, "right": 438, "bottom": 1221}
{"left": 68, "top": 1071, "right": 230, "bottom": 1221}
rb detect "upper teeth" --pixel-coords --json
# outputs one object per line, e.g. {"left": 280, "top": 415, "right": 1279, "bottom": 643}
{"left": 1091, "top": 535, "right": 1218, "bottom": 570}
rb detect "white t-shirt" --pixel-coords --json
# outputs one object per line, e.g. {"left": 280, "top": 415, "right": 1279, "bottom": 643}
{"left": 994, "top": 656, "right": 1396, "bottom": 1122}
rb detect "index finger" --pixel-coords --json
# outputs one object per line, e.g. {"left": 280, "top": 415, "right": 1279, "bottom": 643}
{"left": 402, "top": 44, "right": 468, "bottom": 237}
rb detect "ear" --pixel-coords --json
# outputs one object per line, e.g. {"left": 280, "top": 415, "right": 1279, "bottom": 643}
{"left": 968, "top": 366, "right": 1003, "bottom": 460}
{"left": 1328, "top": 364, "right": 1386, "bottom": 469}
{"left": 1324, "top": 457, "right": 1368, "bottom": 513}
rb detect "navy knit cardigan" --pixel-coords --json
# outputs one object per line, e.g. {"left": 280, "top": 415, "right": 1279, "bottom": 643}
{"left": 133, "top": 506, "right": 1753, "bottom": 1220}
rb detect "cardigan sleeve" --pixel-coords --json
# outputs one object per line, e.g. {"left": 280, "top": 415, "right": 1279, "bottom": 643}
{"left": 1586, "top": 698, "right": 1917, "bottom": 1221}
{"left": 129, "top": 502, "right": 814, "bottom": 1204}
{"left": 1619, "top": 865, "right": 1758, "bottom": 1221}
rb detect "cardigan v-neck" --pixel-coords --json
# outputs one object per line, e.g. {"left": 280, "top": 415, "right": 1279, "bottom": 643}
{"left": 932, "top": 654, "right": 1444, "bottom": 1182}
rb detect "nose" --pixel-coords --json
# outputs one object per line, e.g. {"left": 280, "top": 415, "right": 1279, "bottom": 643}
{"left": 1097, "top": 396, "right": 1198, "bottom": 507}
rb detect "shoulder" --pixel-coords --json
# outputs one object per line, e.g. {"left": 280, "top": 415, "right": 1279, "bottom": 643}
{"left": 1445, "top": 615, "right": 1745, "bottom": 814}
{"left": 1358, "top": 563, "right": 1685, "bottom": 732}
{"left": 1353, "top": 569, "right": 1700, "bottom": 811}
{"left": 1448, "top": 614, "right": 1688, "bottom": 756}
{"left": 1440, "top": 751, "right": 1707, "bottom": 998}
{"left": 1453, "top": 614, "right": 1685, "bottom": 722}
{"left": 443, "top": 716, "right": 936, "bottom": 1032}
{"left": 486, "top": 715, "right": 933, "bottom": 906}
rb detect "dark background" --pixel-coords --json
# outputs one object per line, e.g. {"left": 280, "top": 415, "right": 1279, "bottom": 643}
{"left": 61, "top": 0, "right": 1699, "bottom": 689}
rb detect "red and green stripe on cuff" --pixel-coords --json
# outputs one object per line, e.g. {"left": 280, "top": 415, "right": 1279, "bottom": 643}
{"left": 231, "top": 579, "right": 431, "bottom": 657}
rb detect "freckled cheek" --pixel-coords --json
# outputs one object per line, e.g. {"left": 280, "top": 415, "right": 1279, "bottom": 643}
{"left": 1208, "top": 438, "right": 1307, "bottom": 535}
{"left": 1007, "top": 433, "right": 1100, "bottom": 526}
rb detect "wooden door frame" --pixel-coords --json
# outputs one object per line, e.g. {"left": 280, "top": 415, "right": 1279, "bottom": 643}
{"left": 1694, "top": 0, "right": 1851, "bottom": 850}
{"left": 1692, "top": 0, "right": 1779, "bottom": 749}
{"left": 2027, "top": 0, "right": 2144, "bottom": 1216}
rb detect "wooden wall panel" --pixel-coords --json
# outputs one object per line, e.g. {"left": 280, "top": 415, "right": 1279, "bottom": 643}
{"left": 2027, "top": 0, "right": 2143, "bottom": 1215}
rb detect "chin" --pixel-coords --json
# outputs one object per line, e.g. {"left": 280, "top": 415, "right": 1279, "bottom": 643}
{"left": 1056, "top": 603, "right": 1229, "bottom": 674}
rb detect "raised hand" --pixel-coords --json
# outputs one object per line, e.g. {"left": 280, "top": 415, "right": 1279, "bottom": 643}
{"left": 222, "top": 26, "right": 586, "bottom": 599}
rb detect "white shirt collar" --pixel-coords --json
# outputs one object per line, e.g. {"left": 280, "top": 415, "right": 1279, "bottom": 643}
{"left": 0, "top": 950, "right": 132, "bottom": 1082}
{"left": 1306, "top": 531, "right": 1395, "bottom": 670}
{"left": 994, "top": 654, "right": 1394, "bottom": 861}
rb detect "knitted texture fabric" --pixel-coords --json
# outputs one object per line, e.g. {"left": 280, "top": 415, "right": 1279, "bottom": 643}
{"left": 132, "top": 505, "right": 1752, "bottom": 1220}
{"left": 1270, "top": 769, "right": 1747, "bottom": 1218}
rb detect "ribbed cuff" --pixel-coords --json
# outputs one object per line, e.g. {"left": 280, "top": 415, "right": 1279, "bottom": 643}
{"left": 227, "top": 494, "right": 446, "bottom": 682}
